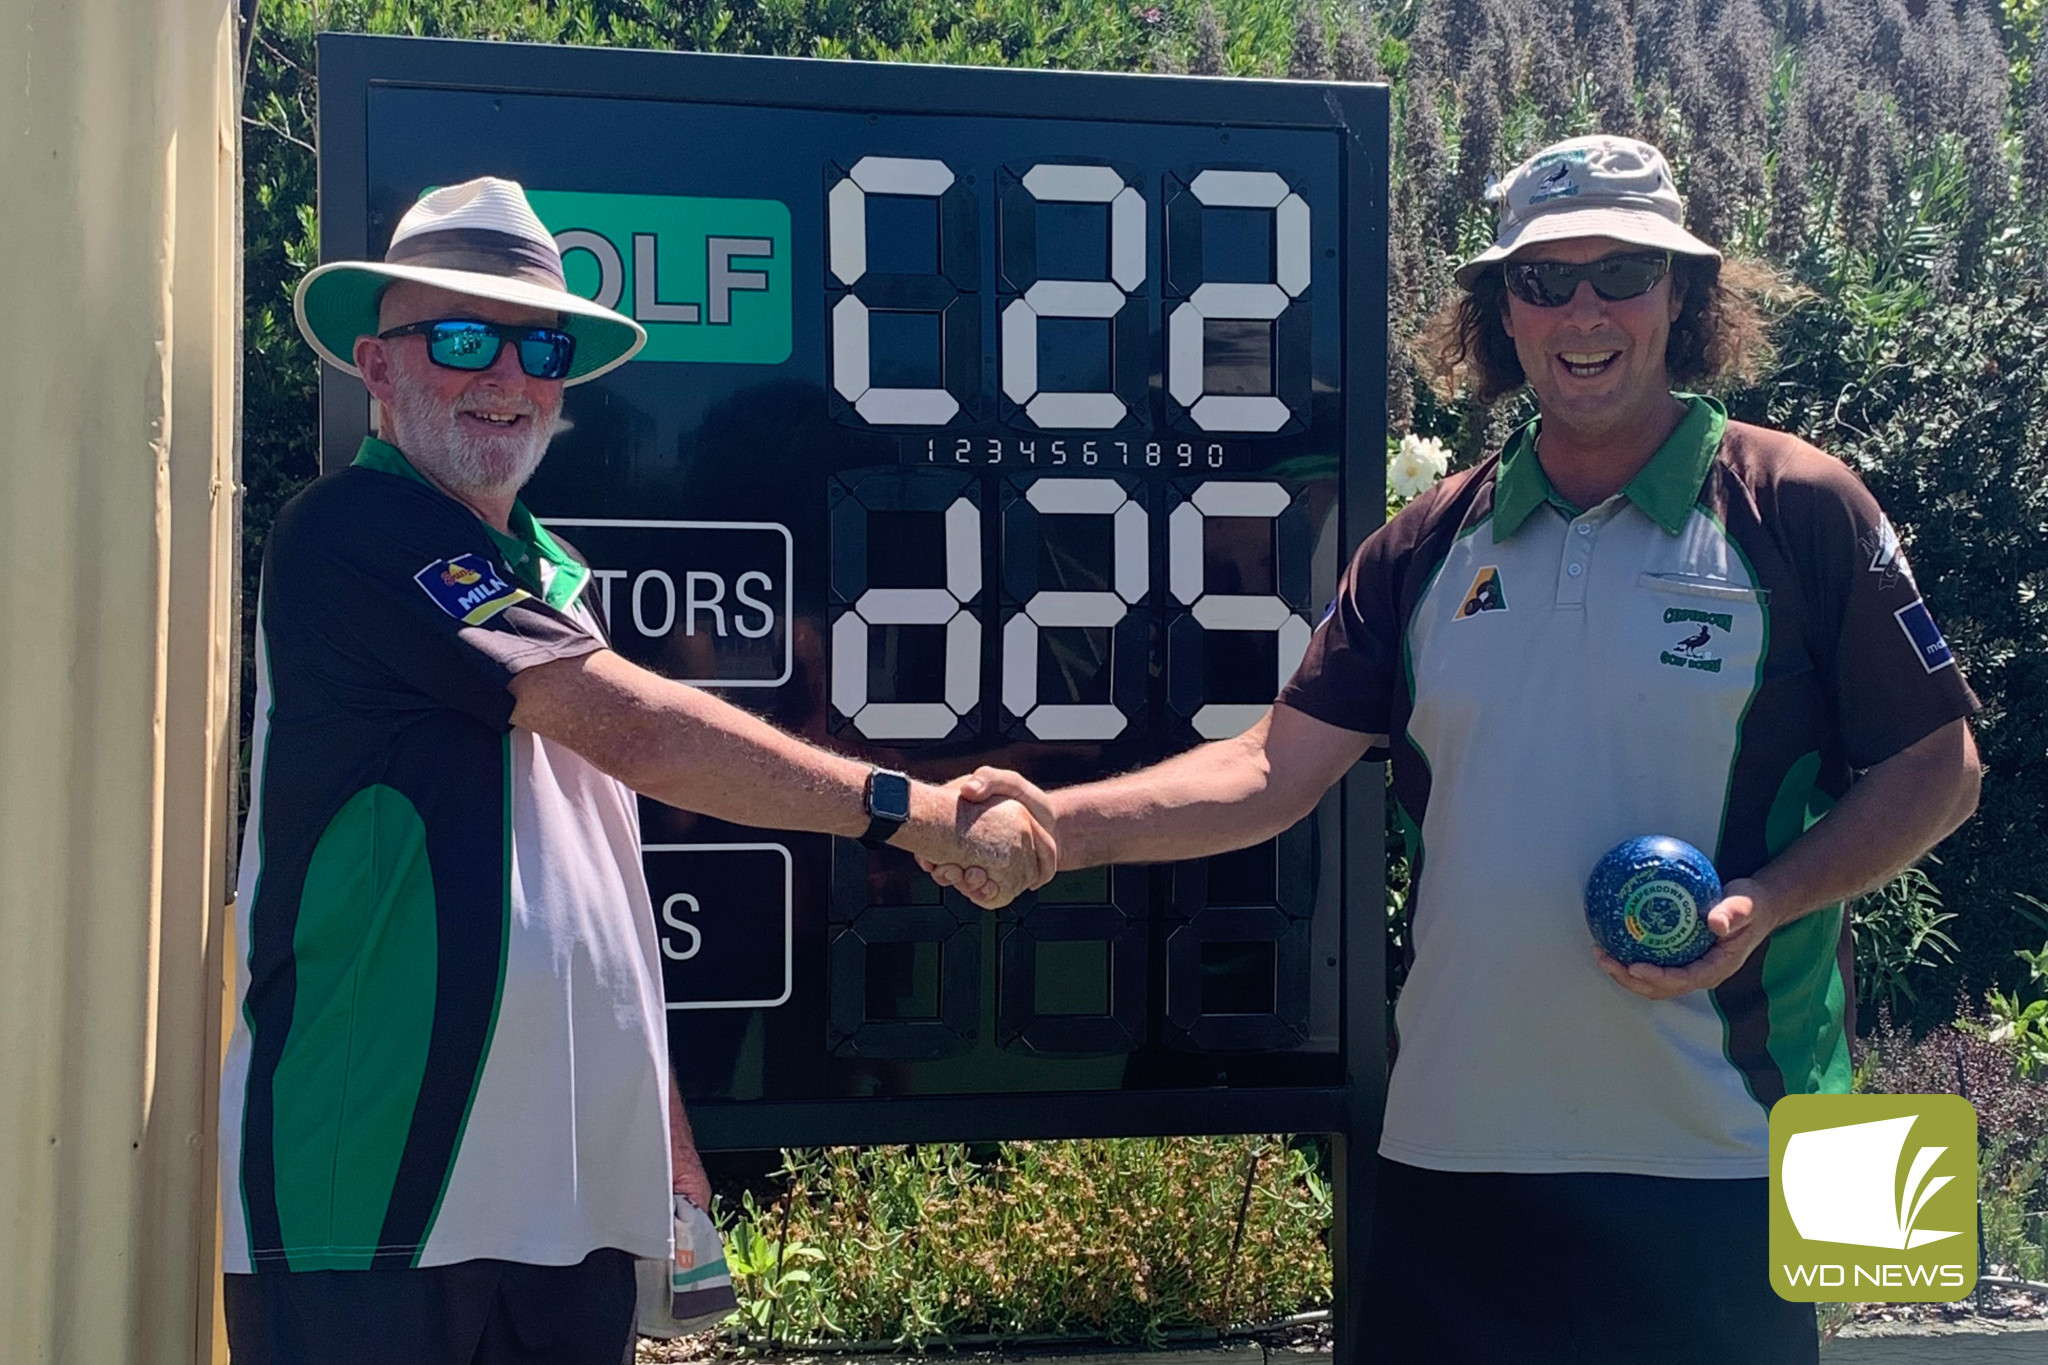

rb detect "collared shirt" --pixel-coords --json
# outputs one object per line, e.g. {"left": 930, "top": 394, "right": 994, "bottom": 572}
{"left": 349, "top": 437, "right": 578, "bottom": 600}
{"left": 1491, "top": 390, "right": 1724, "bottom": 538}
{"left": 1280, "top": 397, "right": 1978, "bottom": 1178}
{"left": 223, "top": 438, "right": 671, "bottom": 1271}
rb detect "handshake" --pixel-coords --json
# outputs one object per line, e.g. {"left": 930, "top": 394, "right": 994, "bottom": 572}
{"left": 905, "top": 767, "right": 1060, "bottom": 910}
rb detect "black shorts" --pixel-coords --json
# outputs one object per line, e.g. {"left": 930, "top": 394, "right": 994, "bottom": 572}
{"left": 1359, "top": 1158, "right": 1818, "bottom": 1365}
{"left": 224, "top": 1249, "right": 636, "bottom": 1365}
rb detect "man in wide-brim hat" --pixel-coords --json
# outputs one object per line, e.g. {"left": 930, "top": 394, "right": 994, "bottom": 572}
{"left": 222, "top": 176, "right": 1057, "bottom": 1364}
{"left": 930, "top": 134, "right": 1983, "bottom": 1361}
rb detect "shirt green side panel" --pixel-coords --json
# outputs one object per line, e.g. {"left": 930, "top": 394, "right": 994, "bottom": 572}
{"left": 1760, "top": 753, "right": 1852, "bottom": 1096}
{"left": 1393, "top": 515, "right": 1481, "bottom": 1043}
{"left": 410, "top": 730, "right": 516, "bottom": 1264}
{"left": 271, "top": 783, "right": 438, "bottom": 1271}
{"left": 1705, "top": 506, "right": 1772, "bottom": 1108}
{"left": 1392, "top": 798, "right": 1427, "bottom": 1011}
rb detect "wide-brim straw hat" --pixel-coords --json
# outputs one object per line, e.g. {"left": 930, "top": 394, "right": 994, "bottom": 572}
{"left": 293, "top": 176, "right": 646, "bottom": 385}
{"left": 1455, "top": 135, "right": 1721, "bottom": 289}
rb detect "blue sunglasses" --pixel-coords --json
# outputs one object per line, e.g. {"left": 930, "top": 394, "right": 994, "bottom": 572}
{"left": 377, "top": 319, "right": 577, "bottom": 381}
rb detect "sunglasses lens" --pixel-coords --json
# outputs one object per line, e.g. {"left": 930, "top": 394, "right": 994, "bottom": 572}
{"left": 1506, "top": 262, "right": 1577, "bottom": 307}
{"left": 427, "top": 322, "right": 501, "bottom": 370}
{"left": 1589, "top": 254, "right": 1669, "bottom": 300}
{"left": 1506, "top": 254, "right": 1670, "bottom": 306}
{"left": 518, "top": 330, "right": 576, "bottom": 380}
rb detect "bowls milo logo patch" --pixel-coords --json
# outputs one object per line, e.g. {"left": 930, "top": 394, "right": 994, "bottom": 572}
{"left": 415, "top": 553, "right": 531, "bottom": 625}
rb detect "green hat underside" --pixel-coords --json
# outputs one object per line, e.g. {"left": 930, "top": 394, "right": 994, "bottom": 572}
{"left": 294, "top": 260, "right": 646, "bottom": 386}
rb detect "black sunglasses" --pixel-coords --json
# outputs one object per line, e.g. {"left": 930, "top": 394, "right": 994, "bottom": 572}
{"left": 377, "top": 319, "right": 577, "bottom": 381}
{"left": 1502, "top": 251, "right": 1673, "bottom": 308}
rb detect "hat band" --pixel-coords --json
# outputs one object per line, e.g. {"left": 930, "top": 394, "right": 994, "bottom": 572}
{"left": 384, "top": 227, "right": 566, "bottom": 289}
{"left": 1504, "top": 192, "right": 1681, "bottom": 231}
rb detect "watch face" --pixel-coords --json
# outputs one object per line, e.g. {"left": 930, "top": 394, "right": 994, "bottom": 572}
{"left": 869, "top": 770, "right": 913, "bottom": 823}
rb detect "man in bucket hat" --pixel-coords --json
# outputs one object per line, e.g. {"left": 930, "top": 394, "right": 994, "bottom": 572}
{"left": 929, "top": 135, "right": 1983, "bottom": 1360}
{"left": 223, "top": 177, "right": 1056, "bottom": 1364}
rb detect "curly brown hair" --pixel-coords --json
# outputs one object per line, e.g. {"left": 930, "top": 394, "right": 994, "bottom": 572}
{"left": 1415, "top": 256, "right": 1785, "bottom": 405}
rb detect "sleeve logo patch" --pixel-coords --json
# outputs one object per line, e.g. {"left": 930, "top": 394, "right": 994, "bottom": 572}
{"left": 1859, "top": 516, "right": 1915, "bottom": 591}
{"left": 1894, "top": 598, "right": 1955, "bottom": 674}
{"left": 415, "top": 553, "right": 530, "bottom": 625}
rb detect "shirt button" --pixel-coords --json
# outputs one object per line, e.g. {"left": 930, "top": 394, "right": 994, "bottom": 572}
{"left": 1577, "top": 524, "right": 1592, "bottom": 536}
{"left": 1567, "top": 562, "right": 1584, "bottom": 577}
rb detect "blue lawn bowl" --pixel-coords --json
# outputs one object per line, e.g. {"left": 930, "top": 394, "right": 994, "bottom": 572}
{"left": 1584, "top": 835, "right": 1723, "bottom": 968}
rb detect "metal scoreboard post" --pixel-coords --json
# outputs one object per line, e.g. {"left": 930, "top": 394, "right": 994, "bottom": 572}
{"left": 316, "top": 32, "right": 1389, "bottom": 1349}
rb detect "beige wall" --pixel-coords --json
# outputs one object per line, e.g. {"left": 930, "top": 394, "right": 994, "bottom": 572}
{"left": 0, "top": 0, "right": 241, "bottom": 1361}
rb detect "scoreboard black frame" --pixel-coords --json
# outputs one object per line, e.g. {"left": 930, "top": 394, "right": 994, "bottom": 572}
{"left": 317, "top": 31, "right": 1389, "bottom": 1334}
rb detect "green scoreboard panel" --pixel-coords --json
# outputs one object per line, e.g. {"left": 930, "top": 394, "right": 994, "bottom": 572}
{"left": 315, "top": 41, "right": 1388, "bottom": 1287}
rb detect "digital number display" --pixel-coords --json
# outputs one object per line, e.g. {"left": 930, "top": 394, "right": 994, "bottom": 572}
{"left": 336, "top": 44, "right": 1384, "bottom": 1119}
{"left": 824, "top": 155, "right": 1314, "bottom": 436}
{"left": 827, "top": 472, "right": 1316, "bottom": 746}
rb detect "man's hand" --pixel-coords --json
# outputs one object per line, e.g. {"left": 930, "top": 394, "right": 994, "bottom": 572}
{"left": 900, "top": 781, "right": 1057, "bottom": 910}
{"left": 1596, "top": 721, "right": 1979, "bottom": 1002}
{"left": 916, "top": 768, "right": 1058, "bottom": 902}
{"left": 1592, "top": 877, "right": 1781, "bottom": 1000}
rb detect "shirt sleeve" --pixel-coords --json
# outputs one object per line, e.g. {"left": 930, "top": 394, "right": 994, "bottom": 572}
{"left": 1795, "top": 463, "right": 1979, "bottom": 770}
{"left": 265, "top": 477, "right": 604, "bottom": 731}
{"left": 1276, "top": 513, "right": 1409, "bottom": 736}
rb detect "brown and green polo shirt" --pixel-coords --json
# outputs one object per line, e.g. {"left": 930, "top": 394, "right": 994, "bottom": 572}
{"left": 1278, "top": 396, "right": 1978, "bottom": 1177}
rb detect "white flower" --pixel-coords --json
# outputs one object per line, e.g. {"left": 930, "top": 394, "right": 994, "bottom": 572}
{"left": 1388, "top": 433, "right": 1451, "bottom": 501}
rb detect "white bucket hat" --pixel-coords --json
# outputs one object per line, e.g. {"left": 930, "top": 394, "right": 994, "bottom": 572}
{"left": 293, "top": 176, "right": 646, "bottom": 385}
{"left": 1455, "top": 135, "right": 1721, "bottom": 289}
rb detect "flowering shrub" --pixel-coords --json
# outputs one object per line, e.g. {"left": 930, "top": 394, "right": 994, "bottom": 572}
{"left": 717, "top": 1137, "right": 1331, "bottom": 1346}
{"left": 1387, "top": 432, "right": 1450, "bottom": 507}
{"left": 1856, "top": 1003, "right": 2048, "bottom": 1283}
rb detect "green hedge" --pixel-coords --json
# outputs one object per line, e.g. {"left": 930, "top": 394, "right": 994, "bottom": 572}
{"left": 243, "top": 0, "right": 2048, "bottom": 1031}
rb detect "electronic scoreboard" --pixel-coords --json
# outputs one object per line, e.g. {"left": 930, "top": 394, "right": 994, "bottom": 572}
{"left": 315, "top": 37, "right": 1389, "bottom": 1165}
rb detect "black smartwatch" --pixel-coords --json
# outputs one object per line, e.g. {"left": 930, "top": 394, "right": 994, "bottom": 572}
{"left": 859, "top": 768, "right": 913, "bottom": 850}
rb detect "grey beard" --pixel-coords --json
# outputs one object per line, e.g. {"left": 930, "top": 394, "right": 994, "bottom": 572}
{"left": 385, "top": 369, "right": 554, "bottom": 500}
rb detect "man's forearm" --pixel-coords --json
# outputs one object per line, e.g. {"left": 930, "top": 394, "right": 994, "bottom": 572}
{"left": 1749, "top": 718, "right": 1980, "bottom": 926}
{"left": 1049, "top": 720, "right": 1349, "bottom": 869}
{"left": 509, "top": 651, "right": 963, "bottom": 863}
{"left": 667, "top": 1072, "right": 711, "bottom": 1207}
{"left": 1052, "top": 752, "right": 1278, "bottom": 869}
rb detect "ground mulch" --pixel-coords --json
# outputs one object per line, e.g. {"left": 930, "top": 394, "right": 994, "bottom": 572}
{"left": 637, "top": 1287, "right": 2046, "bottom": 1360}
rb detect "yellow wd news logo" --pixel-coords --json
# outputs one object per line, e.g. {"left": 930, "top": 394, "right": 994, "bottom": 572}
{"left": 1769, "top": 1094, "right": 1978, "bottom": 1302}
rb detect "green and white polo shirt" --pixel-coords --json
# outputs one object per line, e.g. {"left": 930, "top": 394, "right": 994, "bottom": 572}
{"left": 1279, "top": 397, "right": 1978, "bottom": 1178}
{"left": 222, "top": 438, "right": 672, "bottom": 1272}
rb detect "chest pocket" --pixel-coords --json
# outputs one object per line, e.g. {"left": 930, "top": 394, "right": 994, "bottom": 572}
{"left": 1630, "top": 572, "right": 1768, "bottom": 692}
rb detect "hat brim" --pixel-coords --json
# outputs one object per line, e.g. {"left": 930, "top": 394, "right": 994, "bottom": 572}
{"left": 293, "top": 261, "right": 648, "bottom": 385}
{"left": 1454, "top": 205, "right": 1721, "bottom": 289}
